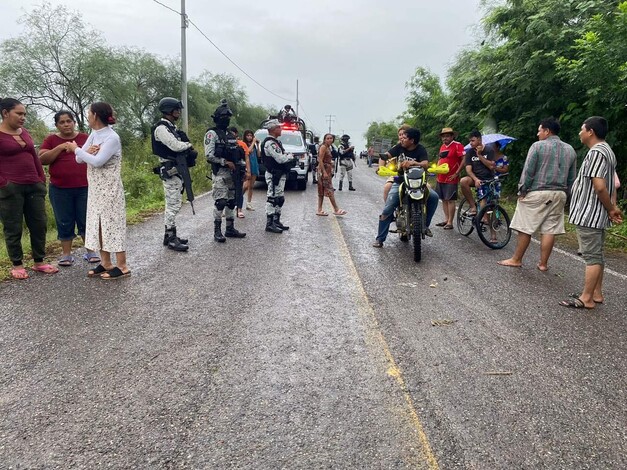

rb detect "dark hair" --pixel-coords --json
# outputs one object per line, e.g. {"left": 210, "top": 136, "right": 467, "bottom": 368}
{"left": 469, "top": 130, "right": 482, "bottom": 139}
{"left": 54, "top": 110, "right": 76, "bottom": 125}
{"left": 90, "top": 102, "right": 116, "bottom": 125}
{"left": 243, "top": 129, "right": 254, "bottom": 139}
{"left": 228, "top": 126, "right": 239, "bottom": 134}
{"left": 404, "top": 127, "right": 421, "bottom": 144}
{"left": 323, "top": 133, "right": 335, "bottom": 142}
{"left": 539, "top": 117, "right": 560, "bottom": 135}
{"left": 583, "top": 116, "right": 608, "bottom": 140}
{"left": 0, "top": 98, "right": 22, "bottom": 117}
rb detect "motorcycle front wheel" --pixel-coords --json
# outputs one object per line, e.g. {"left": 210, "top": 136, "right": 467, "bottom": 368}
{"left": 411, "top": 203, "right": 423, "bottom": 262}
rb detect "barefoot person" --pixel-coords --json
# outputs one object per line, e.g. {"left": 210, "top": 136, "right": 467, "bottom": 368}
{"left": 0, "top": 98, "right": 58, "bottom": 279}
{"left": 316, "top": 133, "right": 346, "bottom": 217}
{"left": 559, "top": 116, "right": 623, "bottom": 309}
{"left": 498, "top": 118, "right": 576, "bottom": 271}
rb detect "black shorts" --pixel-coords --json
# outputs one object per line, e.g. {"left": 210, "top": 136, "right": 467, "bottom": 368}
{"left": 435, "top": 182, "right": 458, "bottom": 201}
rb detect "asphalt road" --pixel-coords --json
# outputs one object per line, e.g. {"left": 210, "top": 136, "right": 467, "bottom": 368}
{"left": 1, "top": 163, "right": 626, "bottom": 469}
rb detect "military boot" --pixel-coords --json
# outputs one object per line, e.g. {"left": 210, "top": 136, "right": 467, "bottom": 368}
{"left": 273, "top": 214, "right": 289, "bottom": 231}
{"left": 214, "top": 220, "right": 226, "bottom": 243}
{"left": 163, "top": 226, "right": 188, "bottom": 246}
{"left": 265, "top": 214, "right": 283, "bottom": 233}
{"left": 172, "top": 227, "right": 188, "bottom": 245}
{"left": 349, "top": 182, "right": 356, "bottom": 191}
{"left": 164, "top": 227, "right": 189, "bottom": 251}
{"left": 338, "top": 181, "right": 343, "bottom": 191}
{"left": 225, "top": 220, "right": 246, "bottom": 238}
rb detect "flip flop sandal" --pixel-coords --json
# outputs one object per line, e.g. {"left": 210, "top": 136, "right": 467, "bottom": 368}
{"left": 559, "top": 298, "right": 594, "bottom": 309}
{"left": 569, "top": 292, "right": 603, "bottom": 304}
{"left": 10, "top": 267, "right": 29, "bottom": 280}
{"left": 83, "top": 252, "right": 101, "bottom": 263}
{"left": 316, "top": 211, "right": 329, "bottom": 216}
{"left": 435, "top": 222, "right": 448, "bottom": 227}
{"left": 101, "top": 267, "right": 131, "bottom": 280}
{"left": 58, "top": 255, "right": 75, "bottom": 267}
{"left": 31, "top": 264, "right": 59, "bottom": 274}
{"left": 237, "top": 212, "right": 245, "bottom": 218}
{"left": 443, "top": 224, "right": 454, "bottom": 230}
{"left": 333, "top": 209, "right": 347, "bottom": 216}
{"left": 87, "top": 264, "right": 110, "bottom": 278}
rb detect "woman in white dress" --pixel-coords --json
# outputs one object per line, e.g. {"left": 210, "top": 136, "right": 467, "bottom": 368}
{"left": 67, "top": 102, "right": 130, "bottom": 279}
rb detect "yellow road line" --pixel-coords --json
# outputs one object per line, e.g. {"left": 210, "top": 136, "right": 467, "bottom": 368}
{"left": 330, "top": 218, "right": 440, "bottom": 470}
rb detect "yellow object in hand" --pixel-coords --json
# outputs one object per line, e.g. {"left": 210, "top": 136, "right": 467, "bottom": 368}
{"left": 428, "top": 162, "right": 449, "bottom": 174}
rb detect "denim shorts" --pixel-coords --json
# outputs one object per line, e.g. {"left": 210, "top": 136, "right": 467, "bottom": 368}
{"left": 49, "top": 185, "right": 88, "bottom": 240}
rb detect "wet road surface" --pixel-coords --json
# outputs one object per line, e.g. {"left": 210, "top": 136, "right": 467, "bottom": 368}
{"left": 1, "top": 164, "right": 626, "bottom": 469}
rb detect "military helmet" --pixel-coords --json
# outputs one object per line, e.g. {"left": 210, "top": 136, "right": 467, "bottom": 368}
{"left": 341, "top": 134, "right": 350, "bottom": 141}
{"left": 158, "top": 97, "right": 183, "bottom": 114}
{"left": 264, "top": 119, "right": 281, "bottom": 130}
{"left": 212, "top": 99, "right": 233, "bottom": 119}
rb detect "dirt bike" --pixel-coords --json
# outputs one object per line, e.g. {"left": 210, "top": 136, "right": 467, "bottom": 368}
{"left": 395, "top": 165, "right": 430, "bottom": 262}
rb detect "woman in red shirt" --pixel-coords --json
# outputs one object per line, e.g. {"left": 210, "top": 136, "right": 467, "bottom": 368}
{"left": 0, "top": 98, "right": 58, "bottom": 279}
{"left": 40, "top": 111, "right": 98, "bottom": 266}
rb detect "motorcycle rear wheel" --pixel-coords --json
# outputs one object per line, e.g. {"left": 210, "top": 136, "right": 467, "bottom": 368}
{"left": 412, "top": 204, "right": 423, "bottom": 262}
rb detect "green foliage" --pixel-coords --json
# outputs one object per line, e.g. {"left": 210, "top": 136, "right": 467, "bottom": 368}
{"left": 363, "top": 121, "right": 399, "bottom": 148}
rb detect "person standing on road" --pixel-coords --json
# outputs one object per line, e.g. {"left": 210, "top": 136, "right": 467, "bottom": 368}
{"left": 367, "top": 146, "right": 375, "bottom": 167}
{"left": 498, "top": 118, "right": 577, "bottom": 271}
{"left": 39, "top": 110, "right": 97, "bottom": 266}
{"left": 204, "top": 100, "right": 246, "bottom": 243}
{"left": 434, "top": 127, "right": 466, "bottom": 230}
{"left": 228, "top": 126, "right": 251, "bottom": 219}
{"left": 0, "top": 98, "right": 58, "bottom": 280}
{"left": 67, "top": 102, "right": 130, "bottom": 279}
{"left": 242, "top": 129, "right": 259, "bottom": 211}
{"left": 559, "top": 116, "right": 623, "bottom": 309}
{"left": 459, "top": 130, "right": 496, "bottom": 216}
{"left": 260, "top": 119, "right": 296, "bottom": 233}
{"left": 372, "top": 127, "right": 439, "bottom": 247}
{"left": 316, "top": 133, "right": 346, "bottom": 217}
{"left": 337, "top": 134, "right": 356, "bottom": 191}
{"left": 151, "top": 97, "right": 197, "bottom": 252}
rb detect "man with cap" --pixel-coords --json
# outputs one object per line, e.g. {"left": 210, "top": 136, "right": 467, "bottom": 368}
{"left": 151, "top": 97, "right": 198, "bottom": 251}
{"left": 204, "top": 100, "right": 246, "bottom": 242}
{"left": 260, "top": 119, "right": 296, "bottom": 233}
{"left": 337, "top": 134, "right": 356, "bottom": 191}
{"left": 434, "top": 127, "right": 466, "bottom": 229}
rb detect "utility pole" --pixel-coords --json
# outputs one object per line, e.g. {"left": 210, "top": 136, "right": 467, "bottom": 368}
{"left": 295, "top": 79, "right": 299, "bottom": 118}
{"left": 180, "top": 0, "right": 188, "bottom": 132}
{"left": 325, "top": 114, "right": 336, "bottom": 133}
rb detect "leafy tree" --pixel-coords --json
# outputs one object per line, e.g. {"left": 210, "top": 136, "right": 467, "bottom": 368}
{"left": 363, "top": 121, "right": 399, "bottom": 148}
{"left": 0, "top": 2, "right": 111, "bottom": 131}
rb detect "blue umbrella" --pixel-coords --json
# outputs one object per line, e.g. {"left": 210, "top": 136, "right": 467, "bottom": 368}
{"left": 464, "top": 133, "right": 516, "bottom": 151}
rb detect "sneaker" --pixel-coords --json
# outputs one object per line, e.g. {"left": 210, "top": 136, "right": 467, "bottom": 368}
{"left": 425, "top": 228, "right": 433, "bottom": 237}
{"left": 372, "top": 240, "right": 383, "bottom": 248}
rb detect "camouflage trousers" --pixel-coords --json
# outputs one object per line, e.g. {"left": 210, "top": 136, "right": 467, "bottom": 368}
{"left": 339, "top": 160, "right": 353, "bottom": 183}
{"left": 265, "top": 171, "right": 286, "bottom": 216}
{"left": 212, "top": 171, "right": 236, "bottom": 220}
{"left": 163, "top": 175, "right": 183, "bottom": 228}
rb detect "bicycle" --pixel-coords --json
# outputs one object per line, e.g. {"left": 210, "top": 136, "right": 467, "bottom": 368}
{"left": 456, "top": 174, "right": 512, "bottom": 249}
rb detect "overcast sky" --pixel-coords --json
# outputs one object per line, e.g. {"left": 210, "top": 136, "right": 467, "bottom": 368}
{"left": 2, "top": 0, "right": 485, "bottom": 149}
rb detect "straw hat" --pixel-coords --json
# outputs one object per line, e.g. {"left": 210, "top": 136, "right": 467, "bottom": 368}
{"left": 439, "top": 127, "right": 458, "bottom": 137}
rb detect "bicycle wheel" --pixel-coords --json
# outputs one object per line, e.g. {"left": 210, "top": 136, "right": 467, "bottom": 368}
{"left": 476, "top": 204, "right": 511, "bottom": 249}
{"left": 411, "top": 203, "right": 422, "bottom": 262}
{"left": 456, "top": 198, "right": 475, "bottom": 236}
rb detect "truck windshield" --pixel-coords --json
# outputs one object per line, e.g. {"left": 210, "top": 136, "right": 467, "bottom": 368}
{"left": 279, "top": 134, "right": 303, "bottom": 147}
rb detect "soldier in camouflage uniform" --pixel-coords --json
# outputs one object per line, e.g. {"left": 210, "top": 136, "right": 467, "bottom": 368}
{"left": 151, "top": 97, "right": 197, "bottom": 251}
{"left": 260, "top": 119, "right": 296, "bottom": 233}
{"left": 204, "top": 100, "right": 246, "bottom": 242}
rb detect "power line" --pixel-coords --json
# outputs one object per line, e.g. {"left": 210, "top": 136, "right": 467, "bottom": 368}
{"left": 152, "top": 0, "right": 180, "bottom": 15}
{"left": 151, "top": 0, "right": 294, "bottom": 103}
{"left": 298, "top": 102, "right": 323, "bottom": 135}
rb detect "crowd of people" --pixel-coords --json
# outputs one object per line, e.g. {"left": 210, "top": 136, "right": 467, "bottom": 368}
{"left": 0, "top": 95, "right": 623, "bottom": 306}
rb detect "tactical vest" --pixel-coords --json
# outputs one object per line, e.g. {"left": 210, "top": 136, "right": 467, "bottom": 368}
{"left": 340, "top": 143, "right": 354, "bottom": 160}
{"left": 260, "top": 136, "right": 286, "bottom": 172}
{"left": 151, "top": 119, "right": 180, "bottom": 161}
{"left": 211, "top": 127, "right": 244, "bottom": 164}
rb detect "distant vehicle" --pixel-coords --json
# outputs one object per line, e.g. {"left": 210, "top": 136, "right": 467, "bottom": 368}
{"left": 255, "top": 122, "right": 312, "bottom": 190}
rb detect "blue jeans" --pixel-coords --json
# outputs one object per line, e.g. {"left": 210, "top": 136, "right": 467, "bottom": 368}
{"left": 376, "top": 183, "right": 439, "bottom": 242}
{"left": 49, "top": 185, "right": 88, "bottom": 241}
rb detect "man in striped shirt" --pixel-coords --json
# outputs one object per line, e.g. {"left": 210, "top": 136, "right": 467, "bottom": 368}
{"left": 559, "top": 116, "right": 623, "bottom": 309}
{"left": 498, "top": 118, "right": 577, "bottom": 271}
